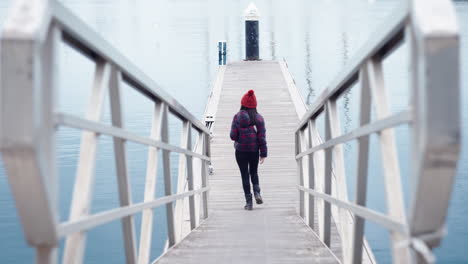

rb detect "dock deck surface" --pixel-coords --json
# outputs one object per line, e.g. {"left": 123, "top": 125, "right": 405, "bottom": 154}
{"left": 155, "top": 61, "right": 339, "bottom": 264}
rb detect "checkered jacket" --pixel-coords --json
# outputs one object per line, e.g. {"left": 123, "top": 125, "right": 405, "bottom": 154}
{"left": 230, "top": 110, "right": 267, "bottom": 157}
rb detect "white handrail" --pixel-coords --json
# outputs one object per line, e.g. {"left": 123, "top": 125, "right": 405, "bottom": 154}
{"left": 0, "top": 0, "right": 211, "bottom": 263}
{"left": 295, "top": 1, "right": 460, "bottom": 263}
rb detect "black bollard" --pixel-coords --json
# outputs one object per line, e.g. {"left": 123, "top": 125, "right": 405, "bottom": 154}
{"left": 223, "top": 42, "right": 227, "bottom": 65}
{"left": 244, "top": 3, "right": 259, "bottom": 61}
{"left": 218, "top": 41, "right": 227, "bottom": 65}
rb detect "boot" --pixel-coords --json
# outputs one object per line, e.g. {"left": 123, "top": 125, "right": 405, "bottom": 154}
{"left": 244, "top": 193, "right": 253, "bottom": 210}
{"left": 253, "top": 184, "right": 263, "bottom": 204}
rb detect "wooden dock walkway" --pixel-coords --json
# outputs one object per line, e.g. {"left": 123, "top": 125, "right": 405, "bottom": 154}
{"left": 155, "top": 61, "right": 339, "bottom": 264}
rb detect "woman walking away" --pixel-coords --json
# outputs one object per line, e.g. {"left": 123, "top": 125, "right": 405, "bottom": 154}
{"left": 230, "top": 90, "right": 267, "bottom": 210}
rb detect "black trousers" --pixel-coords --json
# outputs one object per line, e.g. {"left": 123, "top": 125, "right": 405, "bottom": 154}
{"left": 235, "top": 150, "right": 260, "bottom": 195}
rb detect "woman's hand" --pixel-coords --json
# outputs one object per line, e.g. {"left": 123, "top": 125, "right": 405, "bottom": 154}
{"left": 260, "top": 157, "right": 266, "bottom": 164}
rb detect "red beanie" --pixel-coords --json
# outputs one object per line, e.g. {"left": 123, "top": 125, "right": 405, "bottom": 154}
{"left": 241, "top": 90, "right": 257, "bottom": 108}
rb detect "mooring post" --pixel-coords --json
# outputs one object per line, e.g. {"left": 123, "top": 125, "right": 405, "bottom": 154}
{"left": 223, "top": 41, "right": 227, "bottom": 65}
{"left": 244, "top": 3, "right": 260, "bottom": 60}
{"left": 218, "top": 41, "right": 227, "bottom": 65}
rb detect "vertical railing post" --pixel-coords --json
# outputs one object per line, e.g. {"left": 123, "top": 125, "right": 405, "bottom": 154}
{"left": 408, "top": 1, "right": 460, "bottom": 262}
{"left": 323, "top": 103, "right": 332, "bottom": 247}
{"left": 200, "top": 132, "right": 210, "bottom": 219}
{"left": 138, "top": 101, "right": 164, "bottom": 264}
{"left": 328, "top": 98, "right": 353, "bottom": 261}
{"left": 36, "top": 246, "right": 57, "bottom": 264}
{"left": 368, "top": 58, "right": 410, "bottom": 263}
{"left": 63, "top": 61, "right": 111, "bottom": 264}
{"left": 308, "top": 117, "right": 326, "bottom": 242}
{"left": 307, "top": 120, "right": 316, "bottom": 230}
{"left": 161, "top": 104, "right": 176, "bottom": 247}
{"left": 295, "top": 131, "right": 304, "bottom": 219}
{"left": 350, "top": 66, "right": 372, "bottom": 264}
{"left": 185, "top": 124, "right": 196, "bottom": 230}
{"left": 1, "top": 5, "right": 61, "bottom": 262}
{"left": 109, "top": 67, "right": 137, "bottom": 264}
{"left": 174, "top": 120, "right": 195, "bottom": 240}
{"left": 34, "top": 22, "right": 62, "bottom": 264}
{"left": 174, "top": 123, "right": 187, "bottom": 241}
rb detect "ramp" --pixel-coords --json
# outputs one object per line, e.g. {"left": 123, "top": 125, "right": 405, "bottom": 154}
{"left": 155, "top": 61, "right": 339, "bottom": 264}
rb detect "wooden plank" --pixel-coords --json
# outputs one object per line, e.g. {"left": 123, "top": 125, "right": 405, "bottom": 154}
{"left": 154, "top": 61, "right": 339, "bottom": 264}
{"left": 109, "top": 67, "right": 137, "bottom": 264}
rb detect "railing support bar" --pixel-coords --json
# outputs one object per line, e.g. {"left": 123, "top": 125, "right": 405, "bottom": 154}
{"left": 63, "top": 61, "right": 111, "bottom": 264}
{"left": 1, "top": 14, "right": 61, "bottom": 257}
{"left": 36, "top": 246, "right": 57, "bottom": 264}
{"left": 201, "top": 133, "right": 211, "bottom": 219}
{"left": 409, "top": 0, "right": 460, "bottom": 257}
{"left": 351, "top": 66, "right": 372, "bottom": 264}
{"left": 138, "top": 101, "right": 164, "bottom": 264}
{"left": 307, "top": 120, "right": 316, "bottom": 230}
{"left": 109, "top": 67, "right": 137, "bottom": 264}
{"left": 328, "top": 98, "right": 353, "bottom": 262}
{"left": 368, "top": 59, "right": 411, "bottom": 263}
{"left": 185, "top": 125, "right": 196, "bottom": 230}
{"left": 174, "top": 120, "right": 194, "bottom": 240}
{"left": 161, "top": 104, "right": 176, "bottom": 247}
{"left": 174, "top": 122, "right": 188, "bottom": 242}
{"left": 322, "top": 102, "right": 333, "bottom": 247}
{"left": 295, "top": 132, "right": 305, "bottom": 219}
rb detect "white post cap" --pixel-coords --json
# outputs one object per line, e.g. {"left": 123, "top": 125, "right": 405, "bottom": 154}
{"left": 244, "top": 3, "right": 260, "bottom": 21}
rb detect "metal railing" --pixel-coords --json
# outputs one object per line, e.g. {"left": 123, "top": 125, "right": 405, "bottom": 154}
{"left": 295, "top": 0, "right": 460, "bottom": 263}
{"left": 0, "top": 0, "right": 211, "bottom": 263}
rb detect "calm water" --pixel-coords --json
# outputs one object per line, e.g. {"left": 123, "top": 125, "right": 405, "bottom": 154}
{"left": 0, "top": 0, "right": 467, "bottom": 263}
